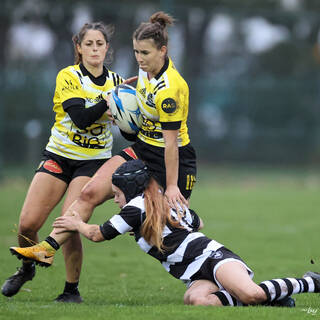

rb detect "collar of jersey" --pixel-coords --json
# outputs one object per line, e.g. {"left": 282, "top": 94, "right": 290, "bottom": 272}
{"left": 79, "top": 63, "right": 109, "bottom": 86}
{"left": 154, "top": 57, "right": 170, "bottom": 80}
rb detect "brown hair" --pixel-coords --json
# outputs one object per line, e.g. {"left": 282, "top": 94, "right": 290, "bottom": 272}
{"left": 141, "top": 177, "right": 182, "bottom": 252}
{"left": 72, "top": 21, "right": 114, "bottom": 64}
{"left": 133, "top": 11, "right": 175, "bottom": 49}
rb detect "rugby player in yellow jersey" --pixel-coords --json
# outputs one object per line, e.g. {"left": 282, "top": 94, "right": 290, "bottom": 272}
{"left": 2, "top": 21, "right": 130, "bottom": 303}
{"left": 9, "top": 12, "right": 197, "bottom": 298}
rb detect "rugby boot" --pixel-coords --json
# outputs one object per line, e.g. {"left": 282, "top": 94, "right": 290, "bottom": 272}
{"left": 303, "top": 271, "right": 320, "bottom": 292}
{"left": 10, "top": 241, "right": 56, "bottom": 267}
{"left": 270, "top": 296, "right": 295, "bottom": 307}
{"left": 1, "top": 263, "right": 35, "bottom": 297}
{"left": 54, "top": 291, "right": 83, "bottom": 303}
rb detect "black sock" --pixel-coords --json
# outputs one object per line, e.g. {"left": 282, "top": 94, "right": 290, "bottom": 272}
{"left": 22, "top": 261, "right": 35, "bottom": 270}
{"left": 212, "top": 290, "right": 245, "bottom": 306}
{"left": 45, "top": 236, "right": 60, "bottom": 250}
{"left": 64, "top": 281, "right": 79, "bottom": 294}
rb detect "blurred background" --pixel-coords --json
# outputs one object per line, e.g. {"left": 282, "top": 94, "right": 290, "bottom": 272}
{"left": 1, "top": 0, "right": 320, "bottom": 178}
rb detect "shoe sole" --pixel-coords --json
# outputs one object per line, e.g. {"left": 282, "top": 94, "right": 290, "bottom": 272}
{"left": 9, "top": 248, "right": 52, "bottom": 268}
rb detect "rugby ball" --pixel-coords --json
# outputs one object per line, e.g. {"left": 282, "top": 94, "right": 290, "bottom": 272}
{"left": 109, "top": 84, "right": 143, "bottom": 134}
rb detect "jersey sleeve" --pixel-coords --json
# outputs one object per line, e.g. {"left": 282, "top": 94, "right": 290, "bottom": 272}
{"left": 155, "top": 87, "right": 187, "bottom": 127}
{"left": 189, "top": 209, "right": 201, "bottom": 231}
{"left": 99, "top": 205, "right": 143, "bottom": 240}
{"left": 110, "top": 71, "right": 124, "bottom": 87}
{"left": 56, "top": 68, "right": 85, "bottom": 107}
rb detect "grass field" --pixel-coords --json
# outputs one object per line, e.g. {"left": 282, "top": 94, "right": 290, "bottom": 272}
{"left": 0, "top": 165, "right": 319, "bottom": 320}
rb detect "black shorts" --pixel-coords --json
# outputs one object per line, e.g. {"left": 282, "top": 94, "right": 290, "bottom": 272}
{"left": 118, "top": 139, "right": 197, "bottom": 199}
{"left": 35, "top": 150, "right": 109, "bottom": 184}
{"left": 188, "top": 247, "right": 253, "bottom": 289}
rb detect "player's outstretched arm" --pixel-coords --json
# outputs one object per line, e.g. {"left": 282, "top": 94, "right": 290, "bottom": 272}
{"left": 53, "top": 212, "right": 105, "bottom": 242}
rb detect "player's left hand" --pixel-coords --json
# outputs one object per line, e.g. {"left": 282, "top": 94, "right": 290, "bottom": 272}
{"left": 164, "top": 185, "right": 188, "bottom": 213}
{"left": 53, "top": 211, "right": 82, "bottom": 233}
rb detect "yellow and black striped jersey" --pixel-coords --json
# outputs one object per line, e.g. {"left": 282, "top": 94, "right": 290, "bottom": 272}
{"left": 136, "top": 58, "right": 190, "bottom": 147}
{"left": 46, "top": 64, "right": 123, "bottom": 160}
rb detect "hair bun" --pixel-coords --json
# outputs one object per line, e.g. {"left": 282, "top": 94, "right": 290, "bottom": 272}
{"left": 149, "top": 11, "right": 174, "bottom": 29}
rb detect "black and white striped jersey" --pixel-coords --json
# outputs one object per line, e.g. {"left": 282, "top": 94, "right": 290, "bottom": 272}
{"left": 100, "top": 194, "right": 224, "bottom": 282}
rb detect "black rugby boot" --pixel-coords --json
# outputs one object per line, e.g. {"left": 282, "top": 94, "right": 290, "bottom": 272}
{"left": 54, "top": 290, "right": 83, "bottom": 303}
{"left": 1, "top": 263, "right": 36, "bottom": 297}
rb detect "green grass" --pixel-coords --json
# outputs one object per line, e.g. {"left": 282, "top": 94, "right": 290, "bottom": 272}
{"left": 0, "top": 165, "right": 320, "bottom": 320}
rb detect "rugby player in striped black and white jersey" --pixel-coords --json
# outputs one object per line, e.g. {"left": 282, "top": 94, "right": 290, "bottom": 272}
{"left": 44, "top": 160, "right": 320, "bottom": 307}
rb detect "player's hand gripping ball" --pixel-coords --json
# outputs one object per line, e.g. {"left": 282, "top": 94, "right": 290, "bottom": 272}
{"left": 108, "top": 84, "right": 143, "bottom": 134}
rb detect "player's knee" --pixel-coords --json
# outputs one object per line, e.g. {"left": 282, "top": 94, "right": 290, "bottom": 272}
{"left": 184, "top": 292, "right": 206, "bottom": 306}
{"left": 19, "top": 218, "right": 40, "bottom": 235}
{"left": 238, "top": 288, "right": 265, "bottom": 305}
{"left": 79, "top": 182, "right": 100, "bottom": 206}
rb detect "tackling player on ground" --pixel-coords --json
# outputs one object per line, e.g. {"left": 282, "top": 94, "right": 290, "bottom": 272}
{"left": 12, "top": 160, "right": 320, "bottom": 307}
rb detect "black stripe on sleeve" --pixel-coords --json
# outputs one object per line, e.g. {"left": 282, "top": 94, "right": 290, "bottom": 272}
{"left": 160, "top": 121, "right": 181, "bottom": 130}
{"left": 112, "top": 73, "right": 117, "bottom": 86}
{"left": 100, "top": 221, "right": 121, "bottom": 240}
{"left": 118, "top": 205, "right": 144, "bottom": 231}
{"left": 189, "top": 209, "right": 200, "bottom": 231}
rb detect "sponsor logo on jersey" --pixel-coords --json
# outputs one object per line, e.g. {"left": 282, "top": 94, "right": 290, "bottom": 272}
{"left": 71, "top": 124, "right": 106, "bottom": 149}
{"left": 139, "top": 88, "right": 146, "bottom": 98}
{"left": 43, "top": 160, "right": 63, "bottom": 174}
{"left": 86, "top": 93, "right": 104, "bottom": 104}
{"left": 161, "top": 98, "right": 177, "bottom": 113}
{"left": 62, "top": 79, "right": 79, "bottom": 91}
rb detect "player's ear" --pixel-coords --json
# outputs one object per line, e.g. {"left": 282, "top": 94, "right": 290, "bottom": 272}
{"left": 160, "top": 45, "right": 167, "bottom": 58}
{"left": 77, "top": 43, "right": 82, "bottom": 55}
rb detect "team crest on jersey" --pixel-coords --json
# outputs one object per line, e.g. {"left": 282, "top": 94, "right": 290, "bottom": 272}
{"left": 146, "top": 93, "right": 155, "bottom": 108}
{"left": 161, "top": 98, "right": 177, "bottom": 114}
{"left": 43, "top": 160, "right": 63, "bottom": 174}
{"left": 210, "top": 250, "right": 223, "bottom": 259}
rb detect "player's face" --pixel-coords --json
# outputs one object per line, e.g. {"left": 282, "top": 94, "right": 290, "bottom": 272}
{"left": 133, "top": 39, "right": 167, "bottom": 78}
{"left": 112, "top": 184, "right": 127, "bottom": 209}
{"left": 78, "top": 29, "right": 109, "bottom": 68}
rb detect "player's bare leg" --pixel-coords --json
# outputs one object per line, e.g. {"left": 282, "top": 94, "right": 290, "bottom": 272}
{"left": 55, "top": 176, "right": 90, "bottom": 303}
{"left": 10, "top": 156, "right": 126, "bottom": 266}
{"left": 2, "top": 173, "right": 67, "bottom": 297}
